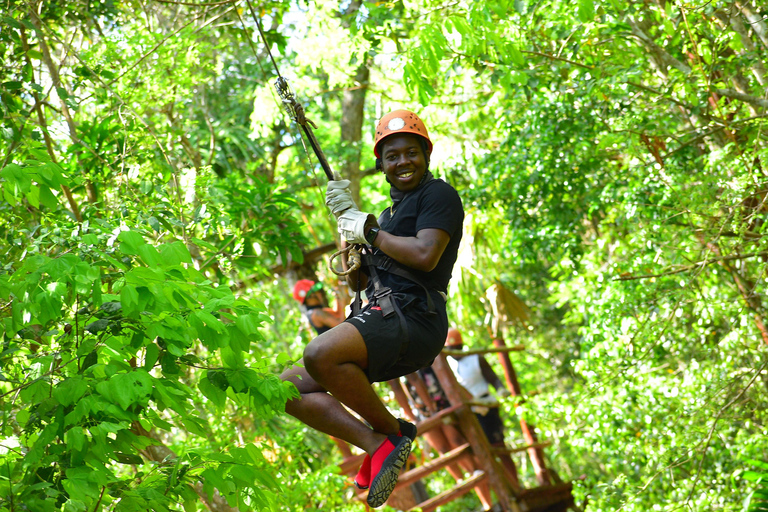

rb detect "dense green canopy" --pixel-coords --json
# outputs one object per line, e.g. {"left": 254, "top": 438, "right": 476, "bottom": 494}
{"left": 1, "top": 0, "right": 767, "bottom": 511}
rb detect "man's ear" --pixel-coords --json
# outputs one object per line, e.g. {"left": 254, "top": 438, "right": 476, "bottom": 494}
{"left": 376, "top": 158, "right": 383, "bottom": 171}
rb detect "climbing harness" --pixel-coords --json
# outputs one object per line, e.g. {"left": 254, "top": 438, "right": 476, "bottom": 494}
{"left": 244, "top": 1, "right": 360, "bottom": 274}
{"left": 346, "top": 178, "right": 447, "bottom": 351}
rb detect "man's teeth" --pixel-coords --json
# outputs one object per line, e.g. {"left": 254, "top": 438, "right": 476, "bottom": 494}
{"left": 400, "top": 172, "right": 414, "bottom": 178}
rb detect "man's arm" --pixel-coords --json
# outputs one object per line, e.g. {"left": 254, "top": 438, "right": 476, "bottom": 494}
{"left": 367, "top": 227, "right": 450, "bottom": 272}
{"left": 310, "top": 307, "right": 345, "bottom": 329}
{"left": 479, "top": 356, "right": 508, "bottom": 392}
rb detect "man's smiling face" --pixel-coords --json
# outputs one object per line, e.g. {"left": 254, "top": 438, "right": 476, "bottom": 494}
{"left": 380, "top": 134, "right": 428, "bottom": 193}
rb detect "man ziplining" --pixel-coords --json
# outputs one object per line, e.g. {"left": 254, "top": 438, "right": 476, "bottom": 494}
{"left": 280, "top": 109, "right": 464, "bottom": 508}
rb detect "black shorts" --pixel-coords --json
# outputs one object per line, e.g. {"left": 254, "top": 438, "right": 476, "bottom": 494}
{"left": 477, "top": 407, "right": 505, "bottom": 445}
{"left": 346, "top": 293, "right": 448, "bottom": 383}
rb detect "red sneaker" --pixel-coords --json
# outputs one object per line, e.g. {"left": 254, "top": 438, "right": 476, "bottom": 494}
{"left": 357, "top": 421, "right": 414, "bottom": 492}
{"left": 367, "top": 434, "right": 412, "bottom": 508}
{"left": 354, "top": 454, "right": 371, "bottom": 490}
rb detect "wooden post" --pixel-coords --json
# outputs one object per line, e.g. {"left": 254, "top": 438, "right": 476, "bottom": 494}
{"left": 492, "top": 337, "right": 551, "bottom": 486}
{"left": 333, "top": 438, "right": 353, "bottom": 459}
{"left": 432, "top": 354, "right": 520, "bottom": 512}
{"left": 388, "top": 378, "right": 419, "bottom": 422}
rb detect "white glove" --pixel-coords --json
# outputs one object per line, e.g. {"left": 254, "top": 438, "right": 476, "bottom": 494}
{"left": 337, "top": 209, "right": 379, "bottom": 245}
{"left": 325, "top": 180, "right": 357, "bottom": 219}
{"left": 497, "top": 388, "right": 511, "bottom": 399}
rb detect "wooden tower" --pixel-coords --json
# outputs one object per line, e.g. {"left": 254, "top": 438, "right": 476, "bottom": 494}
{"left": 337, "top": 334, "right": 576, "bottom": 511}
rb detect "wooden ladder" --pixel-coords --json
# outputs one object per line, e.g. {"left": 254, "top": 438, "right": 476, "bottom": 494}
{"left": 338, "top": 336, "right": 576, "bottom": 511}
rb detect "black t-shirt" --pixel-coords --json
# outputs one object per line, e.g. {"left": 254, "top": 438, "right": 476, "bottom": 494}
{"left": 366, "top": 178, "right": 464, "bottom": 295}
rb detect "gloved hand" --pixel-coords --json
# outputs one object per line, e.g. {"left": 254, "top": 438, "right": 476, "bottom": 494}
{"left": 337, "top": 209, "right": 379, "bottom": 245}
{"left": 497, "top": 388, "right": 511, "bottom": 399}
{"left": 325, "top": 180, "right": 357, "bottom": 219}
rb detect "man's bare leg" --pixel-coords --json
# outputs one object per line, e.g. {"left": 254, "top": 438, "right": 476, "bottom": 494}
{"left": 281, "top": 323, "right": 401, "bottom": 455}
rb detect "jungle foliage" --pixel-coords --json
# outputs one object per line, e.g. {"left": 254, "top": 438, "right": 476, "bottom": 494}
{"left": 1, "top": 0, "right": 767, "bottom": 511}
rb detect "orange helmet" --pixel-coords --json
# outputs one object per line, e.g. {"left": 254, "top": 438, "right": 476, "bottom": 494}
{"left": 445, "top": 327, "right": 463, "bottom": 347}
{"left": 293, "top": 279, "right": 322, "bottom": 303}
{"left": 373, "top": 109, "right": 433, "bottom": 158}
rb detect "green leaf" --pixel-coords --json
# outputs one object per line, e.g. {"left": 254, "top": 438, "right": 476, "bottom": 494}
{"left": 182, "top": 416, "right": 207, "bottom": 436}
{"left": 578, "top": 0, "right": 594, "bottom": 22}
{"left": 194, "top": 310, "right": 226, "bottom": 333}
{"left": 161, "top": 352, "right": 179, "bottom": 375}
{"left": 507, "top": 44, "right": 524, "bottom": 66}
{"left": 137, "top": 244, "right": 162, "bottom": 267}
{"left": 25, "top": 184, "right": 40, "bottom": 208}
{"left": 85, "top": 318, "right": 108, "bottom": 334}
{"left": 220, "top": 345, "right": 244, "bottom": 370}
{"left": 121, "top": 284, "right": 140, "bottom": 317}
{"left": 124, "top": 267, "right": 164, "bottom": 285}
{"left": 3, "top": 16, "right": 22, "bottom": 29}
{"left": 199, "top": 375, "right": 227, "bottom": 408}
{"left": 53, "top": 376, "right": 88, "bottom": 407}
{"left": 118, "top": 230, "right": 146, "bottom": 255}
{"left": 235, "top": 313, "right": 260, "bottom": 336}
{"left": 64, "top": 427, "right": 86, "bottom": 452}
{"left": 111, "top": 452, "right": 144, "bottom": 465}
{"left": 144, "top": 343, "right": 160, "bottom": 369}
{"left": 16, "top": 408, "right": 31, "bottom": 426}
{"left": 77, "top": 338, "right": 97, "bottom": 357}
{"left": 744, "top": 470, "right": 768, "bottom": 482}
{"left": 91, "top": 274, "right": 103, "bottom": 307}
{"left": 158, "top": 241, "right": 193, "bottom": 266}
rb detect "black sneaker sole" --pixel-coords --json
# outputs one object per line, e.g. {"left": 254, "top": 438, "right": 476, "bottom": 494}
{"left": 367, "top": 438, "right": 412, "bottom": 508}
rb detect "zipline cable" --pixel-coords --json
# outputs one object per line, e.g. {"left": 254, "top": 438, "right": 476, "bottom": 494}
{"left": 244, "top": 0, "right": 334, "bottom": 181}
{"left": 240, "top": 0, "right": 360, "bottom": 274}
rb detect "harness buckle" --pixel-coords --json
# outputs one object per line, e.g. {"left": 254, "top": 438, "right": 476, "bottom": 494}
{"left": 377, "top": 255, "right": 393, "bottom": 272}
{"left": 373, "top": 288, "right": 396, "bottom": 318}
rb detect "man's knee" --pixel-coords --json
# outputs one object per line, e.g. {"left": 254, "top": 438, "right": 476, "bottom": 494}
{"left": 303, "top": 341, "right": 330, "bottom": 377}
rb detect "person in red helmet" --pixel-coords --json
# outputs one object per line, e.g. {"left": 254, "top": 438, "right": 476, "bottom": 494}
{"left": 292, "top": 279, "right": 345, "bottom": 335}
{"left": 281, "top": 109, "right": 464, "bottom": 508}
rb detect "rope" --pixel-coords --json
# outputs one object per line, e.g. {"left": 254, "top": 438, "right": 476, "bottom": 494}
{"left": 329, "top": 245, "right": 361, "bottom": 276}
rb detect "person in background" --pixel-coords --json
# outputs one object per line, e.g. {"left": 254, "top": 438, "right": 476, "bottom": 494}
{"left": 444, "top": 327, "right": 519, "bottom": 484}
{"left": 292, "top": 279, "right": 346, "bottom": 335}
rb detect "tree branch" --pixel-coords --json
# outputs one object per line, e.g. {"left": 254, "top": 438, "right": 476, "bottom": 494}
{"left": 713, "top": 88, "right": 768, "bottom": 108}
{"left": 627, "top": 19, "right": 692, "bottom": 75}
{"left": 685, "top": 361, "right": 767, "bottom": 505}
{"left": 521, "top": 50, "right": 594, "bottom": 70}
{"left": 614, "top": 251, "right": 768, "bottom": 281}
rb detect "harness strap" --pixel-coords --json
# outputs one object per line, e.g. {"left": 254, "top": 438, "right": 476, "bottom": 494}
{"left": 361, "top": 253, "right": 438, "bottom": 315}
